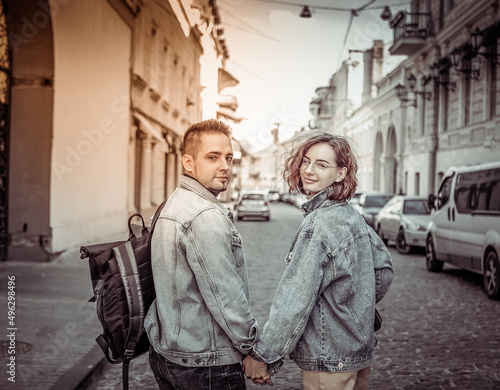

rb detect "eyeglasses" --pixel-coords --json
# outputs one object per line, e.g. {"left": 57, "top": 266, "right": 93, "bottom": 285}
{"left": 299, "top": 157, "right": 338, "bottom": 174}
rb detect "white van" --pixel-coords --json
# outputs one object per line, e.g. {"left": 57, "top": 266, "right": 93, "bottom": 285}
{"left": 426, "top": 161, "right": 500, "bottom": 300}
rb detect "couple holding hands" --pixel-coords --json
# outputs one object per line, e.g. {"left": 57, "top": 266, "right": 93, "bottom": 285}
{"left": 145, "top": 119, "right": 394, "bottom": 390}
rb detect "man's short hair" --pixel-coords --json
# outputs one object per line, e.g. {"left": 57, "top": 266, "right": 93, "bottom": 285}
{"left": 183, "top": 119, "right": 232, "bottom": 158}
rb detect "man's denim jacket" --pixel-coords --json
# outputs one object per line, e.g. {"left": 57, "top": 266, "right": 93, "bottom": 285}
{"left": 145, "top": 175, "right": 259, "bottom": 367}
{"left": 252, "top": 187, "right": 394, "bottom": 374}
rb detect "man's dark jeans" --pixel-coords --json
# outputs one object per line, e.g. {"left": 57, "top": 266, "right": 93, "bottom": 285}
{"left": 149, "top": 348, "right": 247, "bottom": 390}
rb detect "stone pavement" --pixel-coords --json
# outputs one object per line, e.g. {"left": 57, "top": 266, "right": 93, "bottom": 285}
{"left": 0, "top": 246, "right": 107, "bottom": 390}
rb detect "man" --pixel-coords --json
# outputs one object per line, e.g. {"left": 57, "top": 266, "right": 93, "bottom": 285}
{"left": 145, "top": 119, "right": 258, "bottom": 390}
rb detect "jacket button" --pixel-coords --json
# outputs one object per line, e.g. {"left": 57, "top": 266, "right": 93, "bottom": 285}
{"left": 182, "top": 358, "right": 188, "bottom": 364}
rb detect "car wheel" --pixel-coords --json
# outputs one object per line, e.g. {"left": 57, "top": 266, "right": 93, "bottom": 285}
{"left": 376, "top": 224, "right": 388, "bottom": 245}
{"left": 425, "top": 235, "right": 443, "bottom": 272}
{"left": 396, "top": 229, "right": 411, "bottom": 254}
{"left": 483, "top": 251, "right": 500, "bottom": 300}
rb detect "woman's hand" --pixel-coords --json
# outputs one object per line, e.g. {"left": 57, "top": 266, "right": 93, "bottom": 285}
{"left": 242, "top": 355, "right": 274, "bottom": 386}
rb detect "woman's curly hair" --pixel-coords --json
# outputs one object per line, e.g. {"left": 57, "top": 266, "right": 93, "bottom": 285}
{"left": 283, "top": 132, "right": 358, "bottom": 202}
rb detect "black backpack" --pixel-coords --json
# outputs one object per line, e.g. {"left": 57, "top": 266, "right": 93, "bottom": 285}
{"left": 80, "top": 202, "right": 165, "bottom": 390}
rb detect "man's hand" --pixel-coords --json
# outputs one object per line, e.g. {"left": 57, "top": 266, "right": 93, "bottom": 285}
{"left": 242, "top": 355, "right": 274, "bottom": 386}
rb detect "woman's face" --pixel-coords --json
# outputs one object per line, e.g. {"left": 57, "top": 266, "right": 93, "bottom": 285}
{"left": 300, "top": 143, "right": 346, "bottom": 199}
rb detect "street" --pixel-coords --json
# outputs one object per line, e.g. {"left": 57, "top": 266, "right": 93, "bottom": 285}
{"left": 89, "top": 202, "right": 500, "bottom": 390}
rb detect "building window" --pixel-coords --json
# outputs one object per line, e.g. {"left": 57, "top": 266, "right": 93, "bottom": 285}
{"left": 463, "top": 60, "right": 471, "bottom": 126}
{"left": 420, "top": 96, "right": 426, "bottom": 136}
{"left": 442, "top": 71, "right": 450, "bottom": 132}
{"left": 415, "top": 172, "right": 420, "bottom": 195}
{"left": 489, "top": 44, "right": 498, "bottom": 119}
{"left": 160, "top": 40, "right": 169, "bottom": 96}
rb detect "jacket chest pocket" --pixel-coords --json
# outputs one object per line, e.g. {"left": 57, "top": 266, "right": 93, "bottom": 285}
{"left": 231, "top": 231, "right": 244, "bottom": 267}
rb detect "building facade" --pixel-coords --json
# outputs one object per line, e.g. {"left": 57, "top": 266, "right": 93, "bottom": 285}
{"left": 310, "top": 0, "right": 500, "bottom": 198}
{"left": 1, "top": 0, "right": 237, "bottom": 261}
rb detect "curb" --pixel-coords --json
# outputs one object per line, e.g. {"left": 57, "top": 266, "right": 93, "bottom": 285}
{"left": 51, "top": 345, "right": 107, "bottom": 390}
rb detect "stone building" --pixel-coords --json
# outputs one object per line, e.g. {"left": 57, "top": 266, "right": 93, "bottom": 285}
{"left": 1, "top": 0, "right": 238, "bottom": 261}
{"left": 310, "top": 0, "right": 500, "bottom": 197}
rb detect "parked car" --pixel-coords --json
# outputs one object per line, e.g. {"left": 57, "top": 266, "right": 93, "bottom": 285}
{"left": 235, "top": 191, "right": 270, "bottom": 221}
{"left": 293, "top": 193, "right": 308, "bottom": 209}
{"left": 426, "top": 161, "right": 500, "bottom": 300}
{"left": 349, "top": 190, "right": 364, "bottom": 206}
{"left": 267, "top": 189, "right": 280, "bottom": 202}
{"left": 353, "top": 192, "right": 394, "bottom": 228}
{"left": 375, "top": 195, "right": 431, "bottom": 254}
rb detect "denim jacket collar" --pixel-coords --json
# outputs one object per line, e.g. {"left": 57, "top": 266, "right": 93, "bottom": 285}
{"left": 302, "top": 186, "right": 334, "bottom": 214}
{"left": 179, "top": 175, "right": 232, "bottom": 219}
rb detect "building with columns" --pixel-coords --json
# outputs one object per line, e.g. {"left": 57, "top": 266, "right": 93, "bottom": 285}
{"left": 309, "top": 0, "right": 500, "bottom": 197}
{"left": 1, "top": 0, "right": 239, "bottom": 261}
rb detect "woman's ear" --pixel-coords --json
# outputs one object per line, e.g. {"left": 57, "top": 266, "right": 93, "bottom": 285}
{"left": 336, "top": 167, "right": 348, "bottom": 182}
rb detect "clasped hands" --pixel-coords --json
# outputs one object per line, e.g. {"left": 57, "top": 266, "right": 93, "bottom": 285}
{"left": 242, "top": 355, "right": 274, "bottom": 386}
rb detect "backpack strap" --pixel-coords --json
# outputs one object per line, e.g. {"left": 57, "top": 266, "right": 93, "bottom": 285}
{"left": 150, "top": 200, "right": 167, "bottom": 231}
{"left": 122, "top": 360, "right": 130, "bottom": 390}
{"left": 113, "top": 241, "right": 145, "bottom": 359}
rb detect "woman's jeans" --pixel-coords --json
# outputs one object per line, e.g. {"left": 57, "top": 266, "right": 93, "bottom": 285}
{"left": 149, "top": 348, "right": 247, "bottom": 390}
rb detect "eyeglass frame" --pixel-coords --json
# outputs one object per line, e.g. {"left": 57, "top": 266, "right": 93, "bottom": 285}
{"left": 299, "top": 157, "right": 339, "bottom": 174}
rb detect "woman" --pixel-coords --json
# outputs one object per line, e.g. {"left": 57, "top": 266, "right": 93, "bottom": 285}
{"left": 243, "top": 132, "right": 394, "bottom": 390}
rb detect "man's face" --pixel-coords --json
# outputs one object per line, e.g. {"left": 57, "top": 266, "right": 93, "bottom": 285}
{"left": 183, "top": 133, "right": 233, "bottom": 195}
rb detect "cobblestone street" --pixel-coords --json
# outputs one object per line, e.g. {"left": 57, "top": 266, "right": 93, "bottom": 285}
{"left": 90, "top": 203, "right": 500, "bottom": 390}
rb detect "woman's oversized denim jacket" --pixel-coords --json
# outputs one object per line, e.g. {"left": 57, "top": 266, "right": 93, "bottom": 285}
{"left": 145, "top": 175, "right": 259, "bottom": 367}
{"left": 252, "top": 187, "right": 394, "bottom": 374}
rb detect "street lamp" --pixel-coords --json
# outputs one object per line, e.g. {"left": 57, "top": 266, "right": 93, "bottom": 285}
{"left": 407, "top": 73, "right": 432, "bottom": 100}
{"left": 380, "top": 6, "right": 392, "bottom": 21}
{"left": 470, "top": 26, "right": 500, "bottom": 65}
{"left": 430, "top": 63, "right": 457, "bottom": 92}
{"left": 300, "top": 5, "right": 312, "bottom": 18}
{"left": 450, "top": 47, "right": 480, "bottom": 80}
{"left": 395, "top": 83, "right": 416, "bottom": 107}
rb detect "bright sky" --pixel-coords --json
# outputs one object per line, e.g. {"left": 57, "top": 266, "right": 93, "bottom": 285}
{"left": 217, "top": 0, "right": 408, "bottom": 151}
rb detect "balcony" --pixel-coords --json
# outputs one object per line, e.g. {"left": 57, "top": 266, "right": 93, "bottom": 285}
{"left": 389, "top": 11, "right": 432, "bottom": 56}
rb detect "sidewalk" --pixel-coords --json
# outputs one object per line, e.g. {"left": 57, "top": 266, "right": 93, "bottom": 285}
{"left": 0, "top": 246, "right": 108, "bottom": 390}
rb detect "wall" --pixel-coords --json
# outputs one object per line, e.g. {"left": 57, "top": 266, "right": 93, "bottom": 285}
{"left": 50, "top": 0, "right": 132, "bottom": 251}
{"left": 7, "top": 0, "right": 55, "bottom": 260}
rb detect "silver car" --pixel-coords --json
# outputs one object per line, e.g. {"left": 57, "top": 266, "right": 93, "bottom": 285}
{"left": 375, "top": 195, "right": 431, "bottom": 254}
{"left": 235, "top": 191, "right": 271, "bottom": 221}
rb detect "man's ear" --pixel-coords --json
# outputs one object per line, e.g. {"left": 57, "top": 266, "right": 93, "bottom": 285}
{"left": 182, "top": 154, "right": 193, "bottom": 173}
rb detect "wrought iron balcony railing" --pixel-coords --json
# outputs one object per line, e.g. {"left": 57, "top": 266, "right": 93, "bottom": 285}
{"left": 390, "top": 10, "right": 432, "bottom": 41}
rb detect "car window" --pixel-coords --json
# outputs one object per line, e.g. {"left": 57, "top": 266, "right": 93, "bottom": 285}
{"left": 472, "top": 168, "right": 500, "bottom": 213}
{"left": 242, "top": 194, "right": 264, "bottom": 201}
{"left": 403, "top": 199, "right": 430, "bottom": 214}
{"left": 437, "top": 174, "right": 453, "bottom": 210}
{"left": 365, "top": 195, "right": 392, "bottom": 208}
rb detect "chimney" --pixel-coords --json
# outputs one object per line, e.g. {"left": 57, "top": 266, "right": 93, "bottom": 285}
{"left": 362, "top": 40, "right": 384, "bottom": 105}
{"left": 272, "top": 123, "right": 279, "bottom": 145}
